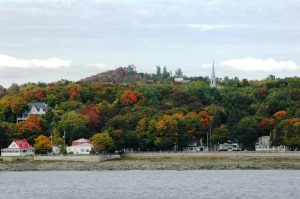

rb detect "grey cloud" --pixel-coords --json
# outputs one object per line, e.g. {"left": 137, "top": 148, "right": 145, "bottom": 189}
{"left": 0, "top": 0, "right": 299, "bottom": 86}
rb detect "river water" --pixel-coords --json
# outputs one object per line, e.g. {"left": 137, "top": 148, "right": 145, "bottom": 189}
{"left": 0, "top": 170, "right": 299, "bottom": 199}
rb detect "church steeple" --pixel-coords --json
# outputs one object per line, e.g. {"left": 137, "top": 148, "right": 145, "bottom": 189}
{"left": 210, "top": 61, "right": 216, "bottom": 88}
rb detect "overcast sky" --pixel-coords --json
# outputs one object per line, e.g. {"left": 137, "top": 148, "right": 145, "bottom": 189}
{"left": 0, "top": 0, "right": 299, "bottom": 87}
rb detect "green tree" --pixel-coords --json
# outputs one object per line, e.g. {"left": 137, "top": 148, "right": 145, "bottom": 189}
{"left": 58, "top": 111, "right": 89, "bottom": 145}
{"left": 91, "top": 131, "right": 114, "bottom": 152}
{"left": 211, "top": 124, "right": 229, "bottom": 144}
{"left": 232, "top": 116, "right": 261, "bottom": 149}
{"left": 175, "top": 68, "right": 183, "bottom": 78}
{"left": 227, "top": 107, "right": 242, "bottom": 130}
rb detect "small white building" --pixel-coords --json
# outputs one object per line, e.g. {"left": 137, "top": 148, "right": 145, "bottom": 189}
{"left": 66, "top": 138, "right": 93, "bottom": 155}
{"left": 1, "top": 139, "right": 35, "bottom": 156}
{"left": 17, "top": 102, "right": 48, "bottom": 123}
{"left": 173, "top": 78, "right": 190, "bottom": 84}
{"left": 217, "top": 142, "right": 242, "bottom": 151}
{"left": 51, "top": 146, "right": 61, "bottom": 155}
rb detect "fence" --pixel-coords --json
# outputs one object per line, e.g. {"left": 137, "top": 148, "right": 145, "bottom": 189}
{"left": 34, "top": 154, "right": 120, "bottom": 162}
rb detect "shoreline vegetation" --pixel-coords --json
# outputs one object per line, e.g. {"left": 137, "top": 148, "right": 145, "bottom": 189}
{"left": 1, "top": 152, "right": 300, "bottom": 171}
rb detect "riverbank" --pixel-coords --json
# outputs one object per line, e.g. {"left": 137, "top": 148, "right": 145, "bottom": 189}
{"left": 1, "top": 153, "right": 300, "bottom": 171}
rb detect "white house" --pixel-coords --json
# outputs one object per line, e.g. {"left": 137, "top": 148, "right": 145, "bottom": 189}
{"left": 66, "top": 138, "right": 93, "bottom": 155}
{"left": 1, "top": 139, "right": 35, "bottom": 156}
{"left": 217, "top": 142, "right": 242, "bottom": 151}
{"left": 183, "top": 139, "right": 208, "bottom": 152}
{"left": 255, "top": 136, "right": 288, "bottom": 151}
{"left": 17, "top": 102, "right": 48, "bottom": 123}
{"left": 255, "top": 136, "right": 271, "bottom": 151}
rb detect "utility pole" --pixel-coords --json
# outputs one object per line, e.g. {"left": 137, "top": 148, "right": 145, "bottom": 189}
{"left": 209, "top": 122, "right": 212, "bottom": 151}
{"left": 207, "top": 131, "right": 209, "bottom": 152}
{"left": 63, "top": 130, "right": 66, "bottom": 145}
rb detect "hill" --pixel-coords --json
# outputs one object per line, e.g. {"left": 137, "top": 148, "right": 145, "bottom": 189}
{"left": 81, "top": 66, "right": 142, "bottom": 83}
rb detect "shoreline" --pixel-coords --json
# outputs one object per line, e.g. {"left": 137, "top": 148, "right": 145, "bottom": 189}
{"left": 2, "top": 153, "right": 300, "bottom": 171}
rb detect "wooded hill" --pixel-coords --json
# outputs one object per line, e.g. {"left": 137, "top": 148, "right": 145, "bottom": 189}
{"left": 1, "top": 66, "right": 300, "bottom": 152}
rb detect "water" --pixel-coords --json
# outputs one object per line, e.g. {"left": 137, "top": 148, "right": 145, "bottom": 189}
{"left": 0, "top": 170, "right": 299, "bottom": 199}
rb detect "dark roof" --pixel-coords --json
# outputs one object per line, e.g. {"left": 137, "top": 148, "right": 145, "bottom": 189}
{"left": 28, "top": 102, "right": 48, "bottom": 111}
{"left": 186, "top": 140, "right": 201, "bottom": 147}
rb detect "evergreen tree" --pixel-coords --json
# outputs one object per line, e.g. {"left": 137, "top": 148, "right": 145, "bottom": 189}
{"left": 227, "top": 107, "right": 242, "bottom": 130}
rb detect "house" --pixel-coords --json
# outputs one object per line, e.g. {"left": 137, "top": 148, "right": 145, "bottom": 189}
{"left": 17, "top": 102, "right": 48, "bottom": 123}
{"left": 66, "top": 138, "right": 93, "bottom": 155}
{"left": 183, "top": 139, "right": 208, "bottom": 152}
{"left": 255, "top": 136, "right": 271, "bottom": 151}
{"left": 1, "top": 139, "right": 34, "bottom": 156}
{"left": 255, "top": 136, "right": 288, "bottom": 151}
{"left": 217, "top": 142, "right": 242, "bottom": 151}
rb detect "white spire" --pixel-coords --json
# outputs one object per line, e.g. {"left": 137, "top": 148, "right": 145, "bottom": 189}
{"left": 210, "top": 60, "right": 216, "bottom": 88}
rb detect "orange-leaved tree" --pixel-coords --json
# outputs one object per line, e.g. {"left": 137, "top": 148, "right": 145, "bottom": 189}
{"left": 34, "top": 135, "right": 51, "bottom": 154}
{"left": 274, "top": 111, "right": 288, "bottom": 118}
{"left": 120, "top": 90, "right": 145, "bottom": 106}
{"left": 17, "top": 115, "right": 42, "bottom": 142}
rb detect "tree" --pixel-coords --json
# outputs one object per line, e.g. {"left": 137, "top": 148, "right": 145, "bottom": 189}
{"left": 156, "top": 65, "right": 161, "bottom": 77}
{"left": 91, "top": 131, "right": 114, "bottom": 152}
{"left": 227, "top": 107, "right": 242, "bottom": 130}
{"left": 58, "top": 111, "right": 89, "bottom": 145}
{"left": 34, "top": 135, "right": 51, "bottom": 154}
{"left": 82, "top": 104, "right": 101, "bottom": 132}
{"left": 211, "top": 125, "right": 229, "bottom": 144}
{"left": 127, "top": 64, "right": 136, "bottom": 75}
{"left": 67, "top": 83, "right": 81, "bottom": 101}
{"left": 120, "top": 90, "right": 145, "bottom": 106}
{"left": 232, "top": 117, "right": 261, "bottom": 149}
{"left": 271, "top": 118, "right": 300, "bottom": 149}
{"left": 266, "top": 91, "right": 292, "bottom": 114}
{"left": 154, "top": 115, "right": 179, "bottom": 150}
{"left": 0, "top": 123, "right": 9, "bottom": 149}
{"left": 211, "top": 108, "right": 226, "bottom": 130}
{"left": 175, "top": 68, "right": 183, "bottom": 78}
{"left": 259, "top": 117, "right": 276, "bottom": 136}
{"left": 274, "top": 111, "right": 288, "bottom": 118}
{"left": 108, "top": 128, "right": 125, "bottom": 150}
{"left": 17, "top": 115, "right": 42, "bottom": 143}
{"left": 162, "top": 66, "right": 170, "bottom": 79}
{"left": 51, "top": 128, "right": 64, "bottom": 146}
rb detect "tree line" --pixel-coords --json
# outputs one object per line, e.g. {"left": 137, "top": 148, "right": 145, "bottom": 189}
{"left": 1, "top": 67, "right": 300, "bottom": 153}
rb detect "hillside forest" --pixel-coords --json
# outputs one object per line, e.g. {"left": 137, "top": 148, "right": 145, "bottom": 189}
{"left": 1, "top": 65, "right": 300, "bottom": 153}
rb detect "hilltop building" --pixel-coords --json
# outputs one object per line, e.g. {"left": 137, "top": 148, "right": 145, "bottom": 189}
{"left": 17, "top": 102, "right": 48, "bottom": 123}
{"left": 173, "top": 77, "right": 190, "bottom": 85}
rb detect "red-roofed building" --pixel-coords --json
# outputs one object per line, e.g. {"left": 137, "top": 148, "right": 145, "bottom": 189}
{"left": 67, "top": 138, "right": 93, "bottom": 154}
{"left": 1, "top": 139, "right": 35, "bottom": 156}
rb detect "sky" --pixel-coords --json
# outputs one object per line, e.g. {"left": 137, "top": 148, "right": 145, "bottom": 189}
{"left": 0, "top": 0, "right": 299, "bottom": 87}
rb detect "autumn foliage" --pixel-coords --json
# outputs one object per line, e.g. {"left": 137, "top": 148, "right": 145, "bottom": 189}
{"left": 67, "top": 83, "right": 81, "bottom": 100}
{"left": 82, "top": 105, "right": 101, "bottom": 131}
{"left": 34, "top": 91, "right": 45, "bottom": 101}
{"left": 34, "top": 135, "right": 51, "bottom": 153}
{"left": 274, "top": 111, "right": 288, "bottom": 118}
{"left": 259, "top": 117, "right": 276, "bottom": 129}
{"left": 120, "top": 90, "right": 145, "bottom": 106}
{"left": 17, "top": 115, "right": 42, "bottom": 137}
